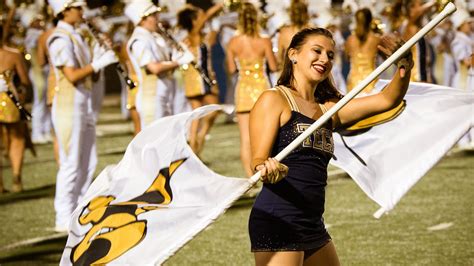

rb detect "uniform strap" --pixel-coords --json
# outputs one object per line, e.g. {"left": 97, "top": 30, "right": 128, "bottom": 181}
{"left": 319, "top": 103, "right": 328, "bottom": 114}
{"left": 277, "top": 85, "right": 300, "bottom": 112}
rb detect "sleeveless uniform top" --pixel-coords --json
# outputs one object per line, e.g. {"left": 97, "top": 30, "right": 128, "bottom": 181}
{"left": 347, "top": 52, "right": 377, "bottom": 93}
{"left": 0, "top": 69, "right": 21, "bottom": 123}
{"left": 181, "top": 43, "right": 218, "bottom": 98}
{"left": 249, "top": 86, "right": 334, "bottom": 252}
{"left": 234, "top": 58, "right": 271, "bottom": 113}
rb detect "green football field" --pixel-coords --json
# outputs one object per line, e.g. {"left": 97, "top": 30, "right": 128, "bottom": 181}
{"left": 0, "top": 98, "right": 472, "bottom": 265}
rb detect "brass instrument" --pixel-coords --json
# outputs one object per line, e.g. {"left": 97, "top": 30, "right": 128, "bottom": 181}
{"left": 435, "top": 0, "right": 453, "bottom": 12}
{"left": 371, "top": 18, "right": 386, "bottom": 34}
{"left": 6, "top": 89, "right": 32, "bottom": 121}
{"left": 155, "top": 22, "right": 217, "bottom": 87}
{"left": 224, "top": 0, "right": 242, "bottom": 12}
{"left": 84, "top": 19, "right": 136, "bottom": 90}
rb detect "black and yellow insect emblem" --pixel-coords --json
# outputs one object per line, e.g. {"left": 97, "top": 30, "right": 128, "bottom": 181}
{"left": 70, "top": 159, "right": 186, "bottom": 265}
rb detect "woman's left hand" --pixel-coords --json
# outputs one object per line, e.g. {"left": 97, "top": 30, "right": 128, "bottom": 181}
{"left": 378, "top": 34, "right": 414, "bottom": 78}
{"left": 255, "top": 158, "right": 289, "bottom": 184}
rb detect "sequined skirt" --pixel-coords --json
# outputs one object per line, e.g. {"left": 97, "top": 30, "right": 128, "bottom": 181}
{"left": 235, "top": 73, "right": 270, "bottom": 113}
{"left": 0, "top": 92, "right": 20, "bottom": 123}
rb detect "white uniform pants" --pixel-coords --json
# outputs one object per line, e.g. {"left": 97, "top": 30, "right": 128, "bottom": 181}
{"left": 136, "top": 77, "right": 175, "bottom": 129}
{"left": 31, "top": 67, "right": 52, "bottom": 141}
{"left": 52, "top": 89, "right": 97, "bottom": 228}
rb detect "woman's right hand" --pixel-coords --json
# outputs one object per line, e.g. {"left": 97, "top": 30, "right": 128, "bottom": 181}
{"left": 255, "top": 158, "right": 288, "bottom": 184}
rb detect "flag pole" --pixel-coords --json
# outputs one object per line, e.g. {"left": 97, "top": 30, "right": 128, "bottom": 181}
{"left": 248, "top": 2, "right": 457, "bottom": 185}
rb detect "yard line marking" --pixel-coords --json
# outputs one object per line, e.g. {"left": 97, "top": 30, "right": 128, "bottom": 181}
{"left": 427, "top": 222, "right": 454, "bottom": 231}
{"left": 0, "top": 232, "right": 67, "bottom": 252}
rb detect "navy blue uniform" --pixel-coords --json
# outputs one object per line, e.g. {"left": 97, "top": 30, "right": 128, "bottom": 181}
{"left": 249, "top": 86, "right": 334, "bottom": 252}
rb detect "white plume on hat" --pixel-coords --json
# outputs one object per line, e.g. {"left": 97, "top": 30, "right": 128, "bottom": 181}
{"left": 451, "top": 8, "right": 470, "bottom": 29}
{"left": 49, "top": 0, "right": 87, "bottom": 16}
{"left": 124, "top": 0, "right": 161, "bottom": 26}
{"left": 20, "top": 6, "right": 41, "bottom": 28}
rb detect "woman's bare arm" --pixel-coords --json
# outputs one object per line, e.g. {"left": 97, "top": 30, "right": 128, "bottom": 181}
{"left": 225, "top": 38, "right": 237, "bottom": 74}
{"left": 264, "top": 37, "right": 278, "bottom": 72}
{"left": 14, "top": 53, "right": 31, "bottom": 87}
{"left": 61, "top": 65, "right": 95, "bottom": 84}
{"left": 192, "top": 3, "right": 224, "bottom": 35}
{"left": 332, "top": 35, "right": 412, "bottom": 127}
{"left": 249, "top": 89, "right": 285, "bottom": 170}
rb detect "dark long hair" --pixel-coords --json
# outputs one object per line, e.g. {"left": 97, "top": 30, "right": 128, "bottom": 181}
{"left": 177, "top": 5, "right": 199, "bottom": 32}
{"left": 277, "top": 27, "right": 342, "bottom": 103}
{"left": 355, "top": 8, "right": 372, "bottom": 43}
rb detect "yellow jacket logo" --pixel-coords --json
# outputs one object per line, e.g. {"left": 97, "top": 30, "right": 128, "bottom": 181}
{"left": 70, "top": 159, "right": 186, "bottom": 265}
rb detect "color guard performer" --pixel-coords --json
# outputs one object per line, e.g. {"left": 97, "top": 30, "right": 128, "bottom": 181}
{"left": 47, "top": 0, "right": 118, "bottom": 231}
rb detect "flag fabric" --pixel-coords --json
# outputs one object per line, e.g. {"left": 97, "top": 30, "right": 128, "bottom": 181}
{"left": 60, "top": 105, "right": 250, "bottom": 265}
{"left": 330, "top": 80, "right": 474, "bottom": 217}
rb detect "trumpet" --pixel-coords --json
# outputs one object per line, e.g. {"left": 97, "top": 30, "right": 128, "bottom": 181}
{"left": 84, "top": 18, "right": 136, "bottom": 90}
{"left": 155, "top": 22, "right": 217, "bottom": 87}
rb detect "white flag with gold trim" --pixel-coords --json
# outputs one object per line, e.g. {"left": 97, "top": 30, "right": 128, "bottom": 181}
{"left": 60, "top": 105, "right": 249, "bottom": 265}
{"left": 330, "top": 80, "right": 474, "bottom": 216}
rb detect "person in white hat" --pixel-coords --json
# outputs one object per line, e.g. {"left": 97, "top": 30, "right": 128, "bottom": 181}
{"left": 450, "top": 8, "right": 474, "bottom": 149}
{"left": 47, "top": 0, "right": 118, "bottom": 232}
{"left": 125, "top": 0, "right": 194, "bottom": 129}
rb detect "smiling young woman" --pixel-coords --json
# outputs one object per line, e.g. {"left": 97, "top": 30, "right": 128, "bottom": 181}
{"left": 248, "top": 27, "right": 413, "bottom": 265}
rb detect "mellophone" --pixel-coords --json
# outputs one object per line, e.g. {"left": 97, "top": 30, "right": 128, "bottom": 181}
{"left": 155, "top": 22, "right": 217, "bottom": 87}
{"left": 84, "top": 19, "right": 137, "bottom": 90}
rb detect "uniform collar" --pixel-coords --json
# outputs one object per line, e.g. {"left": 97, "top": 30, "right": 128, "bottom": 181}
{"left": 57, "top": 20, "right": 76, "bottom": 33}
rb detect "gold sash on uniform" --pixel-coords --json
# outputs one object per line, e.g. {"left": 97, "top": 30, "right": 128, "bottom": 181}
{"left": 51, "top": 29, "right": 93, "bottom": 155}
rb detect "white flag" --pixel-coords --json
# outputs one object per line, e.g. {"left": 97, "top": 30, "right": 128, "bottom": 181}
{"left": 60, "top": 105, "right": 250, "bottom": 265}
{"left": 330, "top": 80, "right": 474, "bottom": 217}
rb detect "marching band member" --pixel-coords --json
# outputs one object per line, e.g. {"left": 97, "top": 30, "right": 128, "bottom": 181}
{"left": 345, "top": 8, "right": 381, "bottom": 93}
{"left": 22, "top": 6, "right": 53, "bottom": 145}
{"left": 277, "top": 0, "right": 312, "bottom": 67}
{"left": 226, "top": 2, "right": 277, "bottom": 177}
{"left": 0, "top": 23, "right": 32, "bottom": 193}
{"left": 37, "top": 17, "right": 60, "bottom": 164}
{"left": 401, "top": 0, "right": 437, "bottom": 82}
{"left": 125, "top": 0, "right": 194, "bottom": 129}
{"left": 47, "top": 0, "right": 118, "bottom": 231}
{"left": 451, "top": 8, "right": 474, "bottom": 149}
{"left": 177, "top": 3, "right": 223, "bottom": 156}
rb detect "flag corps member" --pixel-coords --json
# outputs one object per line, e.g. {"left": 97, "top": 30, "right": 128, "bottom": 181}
{"left": 248, "top": 28, "right": 413, "bottom": 265}
{"left": 125, "top": 0, "right": 194, "bottom": 128}
{"left": 47, "top": 0, "right": 118, "bottom": 232}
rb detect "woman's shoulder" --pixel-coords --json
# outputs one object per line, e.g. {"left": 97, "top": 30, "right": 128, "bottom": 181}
{"left": 1, "top": 46, "right": 22, "bottom": 60}
{"left": 256, "top": 87, "right": 287, "bottom": 107}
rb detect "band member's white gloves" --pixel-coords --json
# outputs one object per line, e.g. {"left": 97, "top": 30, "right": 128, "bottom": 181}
{"left": 172, "top": 46, "right": 195, "bottom": 66}
{"left": 91, "top": 50, "right": 118, "bottom": 73}
{"left": 0, "top": 80, "right": 7, "bottom": 92}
